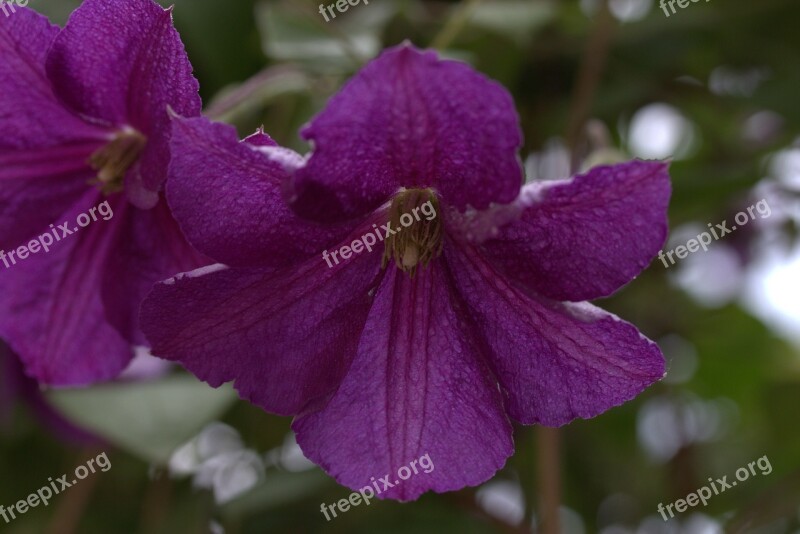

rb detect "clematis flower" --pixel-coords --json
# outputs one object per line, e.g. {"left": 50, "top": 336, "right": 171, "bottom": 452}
{"left": 141, "top": 44, "right": 671, "bottom": 501}
{"left": 0, "top": 0, "right": 206, "bottom": 385}
{"left": 1, "top": 341, "right": 100, "bottom": 446}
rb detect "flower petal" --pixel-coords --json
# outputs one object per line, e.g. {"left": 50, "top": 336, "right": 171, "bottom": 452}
{"left": 293, "top": 262, "right": 513, "bottom": 502}
{"left": 1, "top": 347, "right": 102, "bottom": 446}
{"left": 0, "top": 7, "right": 105, "bottom": 146}
{"left": 140, "top": 217, "right": 387, "bottom": 415}
{"left": 290, "top": 44, "right": 523, "bottom": 222}
{"left": 0, "top": 191, "right": 133, "bottom": 385}
{"left": 0, "top": 153, "right": 98, "bottom": 252}
{"left": 471, "top": 160, "right": 671, "bottom": 302}
{"left": 0, "top": 7, "right": 108, "bottom": 248}
{"left": 46, "top": 0, "right": 201, "bottom": 192}
{"left": 445, "top": 242, "right": 665, "bottom": 427}
{"left": 166, "top": 116, "right": 353, "bottom": 268}
{"left": 101, "top": 198, "right": 208, "bottom": 346}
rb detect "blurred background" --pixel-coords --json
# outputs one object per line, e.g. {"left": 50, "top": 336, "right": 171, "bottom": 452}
{"left": 2, "top": 0, "right": 800, "bottom": 532}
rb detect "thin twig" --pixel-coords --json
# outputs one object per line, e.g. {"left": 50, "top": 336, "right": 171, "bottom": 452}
{"left": 536, "top": 427, "right": 561, "bottom": 534}
{"left": 430, "top": 0, "right": 482, "bottom": 51}
{"left": 204, "top": 65, "right": 308, "bottom": 122}
{"left": 46, "top": 449, "right": 104, "bottom": 534}
{"left": 565, "top": 0, "right": 617, "bottom": 172}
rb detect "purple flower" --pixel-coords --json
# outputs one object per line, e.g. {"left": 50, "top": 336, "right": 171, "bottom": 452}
{"left": 0, "top": 0, "right": 206, "bottom": 385}
{"left": 141, "top": 45, "right": 671, "bottom": 500}
{"left": 1, "top": 341, "right": 101, "bottom": 446}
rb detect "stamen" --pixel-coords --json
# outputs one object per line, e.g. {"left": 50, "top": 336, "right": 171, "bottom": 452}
{"left": 382, "top": 188, "right": 443, "bottom": 277}
{"left": 88, "top": 128, "right": 147, "bottom": 194}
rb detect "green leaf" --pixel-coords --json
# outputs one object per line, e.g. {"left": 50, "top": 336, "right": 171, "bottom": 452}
{"left": 468, "top": 1, "right": 556, "bottom": 45}
{"left": 255, "top": 0, "right": 398, "bottom": 71}
{"left": 46, "top": 374, "right": 238, "bottom": 464}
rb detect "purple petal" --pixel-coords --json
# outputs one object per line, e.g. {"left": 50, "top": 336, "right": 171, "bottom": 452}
{"left": 0, "top": 153, "right": 97, "bottom": 251}
{"left": 101, "top": 198, "right": 208, "bottom": 346}
{"left": 46, "top": 0, "right": 201, "bottom": 192}
{"left": 0, "top": 191, "right": 132, "bottom": 385}
{"left": 469, "top": 160, "right": 671, "bottom": 302}
{"left": 290, "top": 43, "right": 523, "bottom": 222}
{"left": 166, "top": 116, "right": 353, "bottom": 268}
{"left": 0, "top": 7, "right": 106, "bottom": 146}
{"left": 0, "top": 346, "right": 102, "bottom": 446}
{"left": 0, "top": 7, "right": 109, "bottom": 248}
{"left": 140, "top": 216, "right": 387, "bottom": 415}
{"left": 0, "top": 345, "right": 92, "bottom": 444}
{"left": 293, "top": 262, "right": 513, "bottom": 502}
{"left": 445, "top": 241, "right": 666, "bottom": 427}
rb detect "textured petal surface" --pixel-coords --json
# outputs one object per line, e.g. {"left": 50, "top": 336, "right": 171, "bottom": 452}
{"left": 445, "top": 241, "right": 665, "bottom": 427}
{"left": 0, "top": 7, "right": 108, "bottom": 249}
{"left": 466, "top": 160, "right": 670, "bottom": 302}
{"left": 290, "top": 44, "right": 523, "bottom": 222}
{"left": 0, "top": 149, "right": 99, "bottom": 251}
{"left": 101, "top": 198, "right": 208, "bottom": 346}
{"left": 0, "top": 7, "right": 105, "bottom": 146}
{"left": 0, "top": 191, "right": 132, "bottom": 385}
{"left": 46, "top": 0, "right": 201, "bottom": 191}
{"left": 293, "top": 261, "right": 513, "bottom": 502}
{"left": 140, "top": 216, "right": 387, "bottom": 415}
{"left": 166, "top": 116, "right": 353, "bottom": 268}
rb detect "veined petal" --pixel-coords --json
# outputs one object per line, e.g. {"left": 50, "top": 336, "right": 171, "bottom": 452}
{"left": 0, "top": 152, "right": 97, "bottom": 251}
{"left": 293, "top": 261, "right": 513, "bottom": 502}
{"left": 0, "top": 7, "right": 108, "bottom": 248}
{"left": 469, "top": 160, "right": 671, "bottom": 302}
{"left": 101, "top": 198, "right": 208, "bottom": 346}
{"left": 140, "top": 217, "right": 387, "bottom": 415}
{"left": 166, "top": 116, "right": 353, "bottom": 268}
{"left": 0, "top": 7, "right": 106, "bottom": 148}
{"left": 0, "top": 191, "right": 133, "bottom": 385}
{"left": 290, "top": 43, "right": 523, "bottom": 222}
{"left": 46, "top": 0, "right": 201, "bottom": 192}
{"left": 445, "top": 241, "right": 665, "bottom": 427}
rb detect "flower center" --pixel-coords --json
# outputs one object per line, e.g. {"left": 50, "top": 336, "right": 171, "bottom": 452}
{"left": 382, "top": 188, "right": 443, "bottom": 277}
{"left": 88, "top": 128, "right": 147, "bottom": 194}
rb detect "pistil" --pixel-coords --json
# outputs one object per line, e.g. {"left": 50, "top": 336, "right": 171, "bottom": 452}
{"left": 382, "top": 188, "right": 443, "bottom": 277}
{"left": 88, "top": 128, "right": 147, "bottom": 194}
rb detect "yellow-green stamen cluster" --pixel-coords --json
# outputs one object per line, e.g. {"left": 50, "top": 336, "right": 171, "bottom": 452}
{"left": 88, "top": 128, "right": 147, "bottom": 194}
{"left": 382, "top": 188, "right": 443, "bottom": 277}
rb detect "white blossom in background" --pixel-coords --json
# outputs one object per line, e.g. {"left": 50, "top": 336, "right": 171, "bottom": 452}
{"left": 168, "top": 423, "right": 265, "bottom": 504}
{"left": 264, "top": 432, "right": 316, "bottom": 472}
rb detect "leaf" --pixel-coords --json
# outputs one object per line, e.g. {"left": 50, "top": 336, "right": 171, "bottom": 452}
{"left": 255, "top": 0, "right": 398, "bottom": 71}
{"left": 468, "top": 1, "right": 556, "bottom": 45}
{"left": 46, "top": 374, "right": 238, "bottom": 464}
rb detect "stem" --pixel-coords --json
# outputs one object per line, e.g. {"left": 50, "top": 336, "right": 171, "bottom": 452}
{"left": 286, "top": 0, "right": 367, "bottom": 66}
{"left": 536, "top": 427, "right": 561, "bottom": 534}
{"left": 140, "top": 468, "right": 173, "bottom": 532}
{"left": 430, "top": 0, "right": 482, "bottom": 51}
{"left": 565, "top": 0, "right": 616, "bottom": 172}
{"left": 46, "top": 449, "right": 103, "bottom": 534}
{"left": 204, "top": 65, "right": 308, "bottom": 123}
